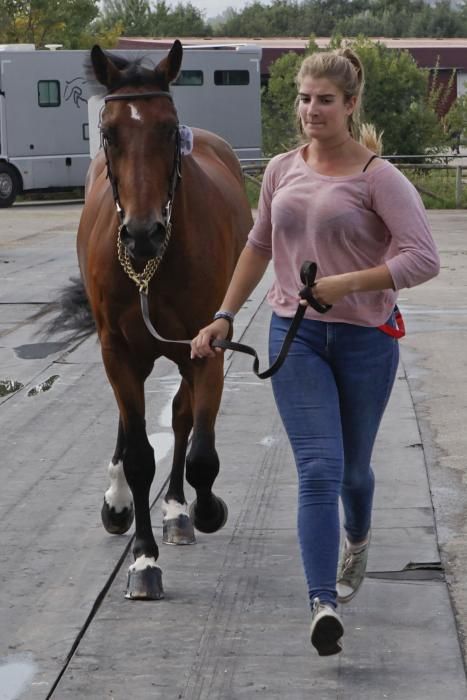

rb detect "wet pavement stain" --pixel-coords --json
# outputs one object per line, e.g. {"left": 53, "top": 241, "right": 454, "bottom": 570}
{"left": 14, "top": 342, "right": 67, "bottom": 360}
{"left": 0, "top": 380, "right": 24, "bottom": 397}
{"left": 27, "top": 375, "right": 60, "bottom": 397}
{"left": 0, "top": 657, "right": 37, "bottom": 700}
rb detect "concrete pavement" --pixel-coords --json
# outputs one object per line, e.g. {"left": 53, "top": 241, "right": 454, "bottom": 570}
{"left": 0, "top": 203, "right": 466, "bottom": 698}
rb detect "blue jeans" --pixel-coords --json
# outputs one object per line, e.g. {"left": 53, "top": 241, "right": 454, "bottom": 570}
{"left": 269, "top": 312, "right": 399, "bottom": 609}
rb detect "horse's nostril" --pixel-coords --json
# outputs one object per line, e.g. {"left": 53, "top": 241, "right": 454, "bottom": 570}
{"left": 120, "top": 227, "right": 134, "bottom": 248}
{"left": 149, "top": 222, "right": 167, "bottom": 242}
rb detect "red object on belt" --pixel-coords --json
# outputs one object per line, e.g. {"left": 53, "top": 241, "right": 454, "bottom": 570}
{"left": 378, "top": 306, "right": 405, "bottom": 339}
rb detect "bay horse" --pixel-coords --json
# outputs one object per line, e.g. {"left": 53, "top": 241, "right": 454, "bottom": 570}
{"left": 78, "top": 41, "right": 252, "bottom": 599}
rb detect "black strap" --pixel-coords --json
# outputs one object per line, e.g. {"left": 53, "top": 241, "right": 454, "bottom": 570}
{"left": 362, "top": 154, "right": 379, "bottom": 172}
{"left": 211, "top": 261, "right": 331, "bottom": 379}
{"left": 140, "top": 261, "right": 331, "bottom": 381}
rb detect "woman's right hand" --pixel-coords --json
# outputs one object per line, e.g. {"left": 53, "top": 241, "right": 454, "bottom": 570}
{"left": 190, "top": 318, "right": 231, "bottom": 360}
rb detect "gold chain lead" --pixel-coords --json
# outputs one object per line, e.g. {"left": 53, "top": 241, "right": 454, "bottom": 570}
{"left": 117, "top": 224, "right": 172, "bottom": 294}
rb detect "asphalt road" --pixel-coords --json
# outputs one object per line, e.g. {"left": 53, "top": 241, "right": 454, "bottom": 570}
{"left": 1, "top": 202, "right": 467, "bottom": 699}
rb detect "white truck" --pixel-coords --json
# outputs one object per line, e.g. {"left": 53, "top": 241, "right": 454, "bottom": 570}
{"left": 0, "top": 43, "right": 262, "bottom": 207}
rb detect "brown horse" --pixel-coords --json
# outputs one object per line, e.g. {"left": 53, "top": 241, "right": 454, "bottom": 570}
{"left": 78, "top": 41, "right": 252, "bottom": 599}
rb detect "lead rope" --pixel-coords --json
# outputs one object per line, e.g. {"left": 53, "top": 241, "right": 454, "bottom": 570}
{"left": 140, "top": 261, "right": 332, "bottom": 379}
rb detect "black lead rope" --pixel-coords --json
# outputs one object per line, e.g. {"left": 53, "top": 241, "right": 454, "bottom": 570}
{"left": 211, "top": 261, "right": 331, "bottom": 379}
{"left": 140, "top": 261, "right": 331, "bottom": 380}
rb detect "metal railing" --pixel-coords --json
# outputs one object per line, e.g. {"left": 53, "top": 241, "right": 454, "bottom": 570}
{"left": 240, "top": 154, "right": 467, "bottom": 207}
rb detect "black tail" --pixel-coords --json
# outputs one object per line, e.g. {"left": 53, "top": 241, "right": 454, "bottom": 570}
{"left": 45, "top": 277, "right": 96, "bottom": 339}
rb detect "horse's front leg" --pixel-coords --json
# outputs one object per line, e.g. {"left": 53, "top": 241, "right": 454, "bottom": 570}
{"left": 101, "top": 416, "right": 134, "bottom": 535}
{"left": 184, "top": 357, "right": 228, "bottom": 534}
{"left": 163, "top": 378, "right": 196, "bottom": 545}
{"left": 102, "top": 341, "right": 163, "bottom": 600}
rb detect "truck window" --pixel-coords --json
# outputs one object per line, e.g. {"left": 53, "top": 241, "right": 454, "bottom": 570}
{"left": 173, "top": 70, "right": 203, "bottom": 86}
{"left": 214, "top": 70, "right": 249, "bottom": 86}
{"left": 38, "top": 80, "right": 61, "bottom": 107}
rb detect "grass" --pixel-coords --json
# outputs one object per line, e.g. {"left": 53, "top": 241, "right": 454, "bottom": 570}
{"left": 401, "top": 167, "right": 467, "bottom": 209}
{"left": 244, "top": 175, "right": 262, "bottom": 209}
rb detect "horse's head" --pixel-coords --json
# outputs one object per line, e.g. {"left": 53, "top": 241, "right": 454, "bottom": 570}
{"left": 91, "top": 41, "right": 183, "bottom": 261}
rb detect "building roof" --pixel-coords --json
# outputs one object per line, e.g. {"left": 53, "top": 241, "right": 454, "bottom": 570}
{"left": 117, "top": 36, "right": 467, "bottom": 71}
{"left": 119, "top": 36, "right": 467, "bottom": 49}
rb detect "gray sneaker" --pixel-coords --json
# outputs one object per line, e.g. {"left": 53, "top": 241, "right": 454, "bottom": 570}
{"left": 310, "top": 597, "right": 343, "bottom": 656}
{"left": 336, "top": 531, "right": 371, "bottom": 604}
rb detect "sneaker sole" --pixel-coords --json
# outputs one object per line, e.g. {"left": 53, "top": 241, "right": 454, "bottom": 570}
{"left": 311, "top": 616, "right": 344, "bottom": 657}
{"left": 336, "top": 580, "right": 363, "bottom": 604}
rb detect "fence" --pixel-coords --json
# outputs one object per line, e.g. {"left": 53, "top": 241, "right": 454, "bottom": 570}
{"left": 240, "top": 153, "right": 467, "bottom": 208}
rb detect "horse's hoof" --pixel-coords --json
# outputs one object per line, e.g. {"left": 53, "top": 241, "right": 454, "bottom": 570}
{"left": 125, "top": 565, "right": 164, "bottom": 600}
{"left": 163, "top": 515, "right": 196, "bottom": 545}
{"left": 101, "top": 499, "right": 134, "bottom": 534}
{"left": 189, "top": 495, "right": 228, "bottom": 534}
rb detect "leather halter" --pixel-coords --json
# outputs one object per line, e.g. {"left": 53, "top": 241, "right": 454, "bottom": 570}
{"left": 100, "top": 90, "right": 182, "bottom": 292}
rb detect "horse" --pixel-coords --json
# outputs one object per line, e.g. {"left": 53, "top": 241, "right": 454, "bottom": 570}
{"left": 76, "top": 41, "right": 253, "bottom": 599}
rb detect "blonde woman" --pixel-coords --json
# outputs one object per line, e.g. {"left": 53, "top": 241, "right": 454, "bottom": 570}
{"left": 191, "top": 48, "right": 439, "bottom": 656}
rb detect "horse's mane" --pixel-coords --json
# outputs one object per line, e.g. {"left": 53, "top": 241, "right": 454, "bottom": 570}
{"left": 84, "top": 51, "right": 169, "bottom": 95}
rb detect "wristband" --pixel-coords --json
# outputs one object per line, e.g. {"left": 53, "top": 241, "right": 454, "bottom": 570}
{"left": 213, "top": 310, "right": 235, "bottom": 325}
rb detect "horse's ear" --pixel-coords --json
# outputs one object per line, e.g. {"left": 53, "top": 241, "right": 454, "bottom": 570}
{"left": 91, "top": 44, "right": 121, "bottom": 89}
{"left": 156, "top": 40, "right": 183, "bottom": 84}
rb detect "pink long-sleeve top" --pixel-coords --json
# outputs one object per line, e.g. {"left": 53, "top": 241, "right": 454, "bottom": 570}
{"left": 247, "top": 146, "right": 440, "bottom": 327}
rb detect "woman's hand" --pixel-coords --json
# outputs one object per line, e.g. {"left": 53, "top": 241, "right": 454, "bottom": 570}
{"left": 299, "top": 274, "right": 352, "bottom": 307}
{"left": 190, "top": 318, "right": 231, "bottom": 359}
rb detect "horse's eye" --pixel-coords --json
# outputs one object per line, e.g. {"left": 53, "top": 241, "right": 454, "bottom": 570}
{"left": 103, "top": 127, "right": 118, "bottom": 147}
{"left": 161, "top": 124, "right": 178, "bottom": 141}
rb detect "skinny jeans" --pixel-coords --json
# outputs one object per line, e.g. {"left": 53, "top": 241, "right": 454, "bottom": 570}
{"left": 269, "top": 312, "right": 399, "bottom": 609}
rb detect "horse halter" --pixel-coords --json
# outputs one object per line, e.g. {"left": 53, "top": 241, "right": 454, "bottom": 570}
{"left": 101, "top": 90, "right": 182, "bottom": 294}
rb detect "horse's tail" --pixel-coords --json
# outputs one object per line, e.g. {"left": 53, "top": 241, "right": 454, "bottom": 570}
{"left": 46, "top": 276, "right": 96, "bottom": 338}
{"left": 359, "top": 122, "right": 383, "bottom": 155}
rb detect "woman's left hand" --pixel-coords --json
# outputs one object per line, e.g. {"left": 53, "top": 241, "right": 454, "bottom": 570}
{"left": 299, "top": 274, "right": 352, "bottom": 307}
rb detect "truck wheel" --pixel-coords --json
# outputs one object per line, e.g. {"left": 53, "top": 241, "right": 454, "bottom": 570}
{"left": 0, "top": 163, "right": 20, "bottom": 207}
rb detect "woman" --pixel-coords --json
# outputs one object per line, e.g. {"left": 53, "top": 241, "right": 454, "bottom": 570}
{"left": 191, "top": 47, "right": 440, "bottom": 657}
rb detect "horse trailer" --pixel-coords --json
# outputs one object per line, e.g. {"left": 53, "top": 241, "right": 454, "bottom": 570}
{"left": 0, "top": 43, "right": 262, "bottom": 207}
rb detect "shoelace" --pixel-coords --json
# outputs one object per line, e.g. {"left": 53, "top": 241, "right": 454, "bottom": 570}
{"left": 312, "top": 597, "right": 322, "bottom": 613}
{"left": 340, "top": 547, "right": 366, "bottom": 580}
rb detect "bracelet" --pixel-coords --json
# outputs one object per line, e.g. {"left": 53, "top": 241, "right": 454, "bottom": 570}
{"left": 213, "top": 310, "right": 235, "bottom": 325}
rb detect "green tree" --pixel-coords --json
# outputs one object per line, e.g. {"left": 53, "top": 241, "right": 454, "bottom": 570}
{"left": 354, "top": 37, "right": 444, "bottom": 154}
{"left": 0, "top": 0, "right": 99, "bottom": 47}
{"left": 214, "top": 0, "right": 467, "bottom": 38}
{"left": 262, "top": 36, "right": 445, "bottom": 157}
{"left": 262, "top": 50, "right": 302, "bottom": 155}
{"left": 101, "top": 0, "right": 150, "bottom": 36}
{"left": 444, "top": 94, "right": 467, "bottom": 142}
{"left": 98, "top": 0, "right": 211, "bottom": 37}
{"left": 150, "top": 1, "right": 211, "bottom": 37}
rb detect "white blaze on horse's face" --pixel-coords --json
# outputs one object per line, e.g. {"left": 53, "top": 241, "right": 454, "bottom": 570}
{"left": 129, "top": 103, "right": 143, "bottom": 123}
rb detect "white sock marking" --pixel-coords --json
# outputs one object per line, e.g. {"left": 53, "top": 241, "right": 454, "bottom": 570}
{"left": 129, "top": 555, "right": 160, "bottom": 572}
{"left": 129, "top": 104, "right": 142, "bottom": 122}
{"left": 162, "top": 499, "right": 189, "bottom": 521}
{"left": 104, "top": 460, "right": 133, "bottom": 513}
